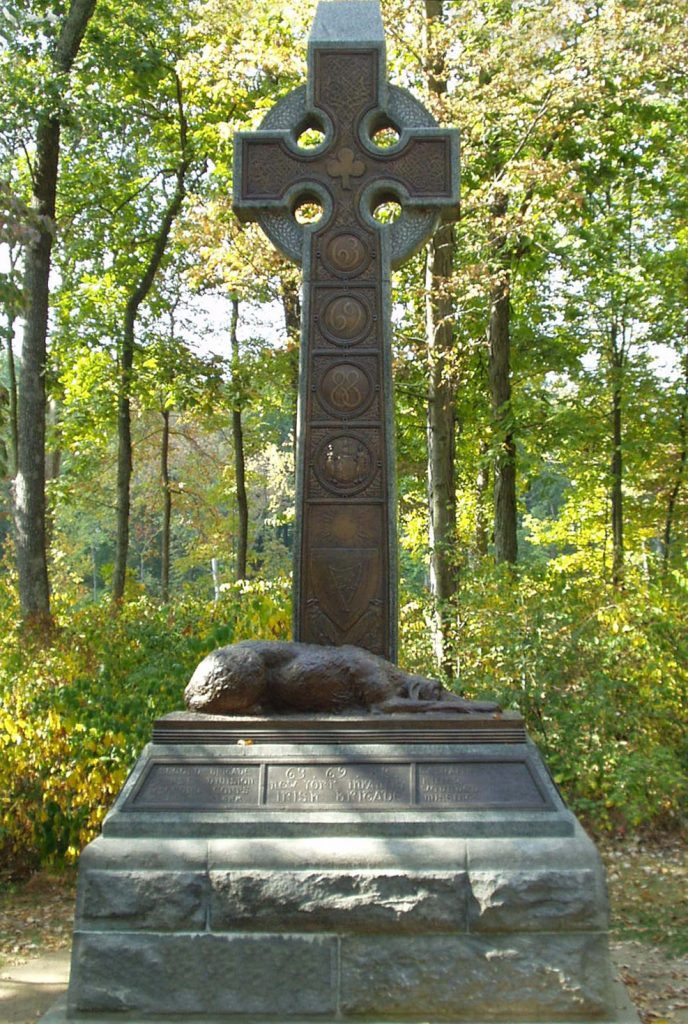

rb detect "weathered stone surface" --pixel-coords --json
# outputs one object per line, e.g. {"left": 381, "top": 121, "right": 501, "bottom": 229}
{"left": 468, "top": 869, "right": 605, "bottom": 932}
{"left": 464, "top": 831, "right": 609, "bottom": 931}
{"left": 79, "top": 870, "right": 207, "bottom": 930}
{"left": 466, "top": 831, "right": 605, "bottom": 872}
{"left": 210, "top": 869, "right": 468, "bottom": 932}
{"left": 78, "top": 834, "right": 207, "bottom": 871}
{"left": 184, "top": 640, "right": 499, "bottom": 716}
{"left": 45, "top": 978, "right": 644, "bottom": 1024}
{"left": 340, "top": 933, "right": 613, "bottom": 1019}
{"left": 69, "top": 932, "right": 337, "bottom": 1016}
{"left": 207, "top": 835, "right": 468, "bottom": 871}
{"left": 103, "top": 739, "right": 574, "bottom": 841}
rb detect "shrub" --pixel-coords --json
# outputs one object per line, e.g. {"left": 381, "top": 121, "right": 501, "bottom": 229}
{"left": 1, "top": 562, "right": 685, "bottom": 871}
{"left": 441, "top": 564, "right": 688, "bottom": 834}
{"left": 0, "top": 578, "right": 290, "bottom": 869}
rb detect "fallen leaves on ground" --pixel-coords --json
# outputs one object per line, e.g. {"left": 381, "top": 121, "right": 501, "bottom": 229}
{"left": 0, "top": 870, "right": 76, "bottom": 965}
{"left": 601, "top": 839, "right": 687, "bottom": 957}
{"left": 611, "top": 940, "right": 688, "bottom": 1024}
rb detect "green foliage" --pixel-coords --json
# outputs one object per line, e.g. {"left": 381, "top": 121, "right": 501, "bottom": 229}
{"left": 0, "top": 0, "right": 686, "bottom": 871}
{"left": 400, "top": 563, "right": 687, "bottom": 836}
{"left": 1, "top": 556, "right": 684, "bottom": 872}
{"left": 0, "top": 579, "right": 289, "bottom": 869}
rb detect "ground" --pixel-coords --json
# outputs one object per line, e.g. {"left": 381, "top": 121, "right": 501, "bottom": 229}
{"left": 599, "top": 838, "right": 687, "bottom": 1024}
{"left": 0, "top": 839, "right": 685, "bottom": 1023}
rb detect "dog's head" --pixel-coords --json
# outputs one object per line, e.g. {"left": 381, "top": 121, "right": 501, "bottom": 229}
{"left": 404, "top": 676, "right": 444, "bottom": 702}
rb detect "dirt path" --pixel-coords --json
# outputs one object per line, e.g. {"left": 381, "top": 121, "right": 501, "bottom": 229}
{"left": 601, "top": 838, "right": 687, "bottom": 1024}
{"left": 0, "top": 841, "right": 685, "bottom": 1024}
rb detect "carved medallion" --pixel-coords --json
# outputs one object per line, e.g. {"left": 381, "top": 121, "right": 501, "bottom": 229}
{"left": 314, "top": 434, "right": 375, "bottom": 495}
{"left": 320, "top": 362, "right": 373, "bottom": 418}
{"left": 322, "top": 232, "right": 368, "bottom": 275}
{"left": 322, "top": 295, "right": 369, "bottom": 342}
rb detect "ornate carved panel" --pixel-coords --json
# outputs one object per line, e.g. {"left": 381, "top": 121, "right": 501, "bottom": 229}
{"left": 308, "top": 428, "right": 382, "bottom": 502}
{"left": 303, "top": 504, "right": 386, "bottom": 654}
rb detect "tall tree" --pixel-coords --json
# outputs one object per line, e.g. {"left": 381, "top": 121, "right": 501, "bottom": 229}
{"left": 662, "top": 352, "right": 688, "bottom": 573}
{"left": 487, "top": 202, "right": 517, "bottom": 565}
{"left": 229, "top": 297, "right": 248, "bottom": 581}
{"left": 423, "top": 0, "right": 459, "bottom": 675}
{"left": 159, "top": 403, "right": 172, "bottom": 600}
{"left": 14, "top": 0, "right": 97, "bottom": 630}
{"left": 112, "top": 70, "right": 190, "bottom": 602}
{"left": 0, "top": 237, "right": 22, "bottom": 477}
{"left": 280, "top": 271, "right": 301, "bottom": 455}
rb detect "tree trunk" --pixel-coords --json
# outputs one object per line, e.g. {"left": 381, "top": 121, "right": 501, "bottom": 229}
{"left": 662, "top": 352, "right": 688, "bottom": 573}
{"left": 15, "top": 115, "right": 59, "bottom": 630}
{"left": 474, "top": 439, "right": 490, "bottom": 557}
{"left": 610, "top": 382, "right": 624, "bottom": 586}
{"left": 280, "top": 276, "right": 301, "bottom": 455}
{"left": 608, "top": 321, "right": 625, "bottom": 587}
{"left": 160, "top": 407, "right": 172, "bottom": 601}
{"left": 4, "top": 253, "right": 19, "bottom": 476}
{"left": 424, "top": 0, "right": 446, "bottom": 93}
{"left": 112, "top": 296, "right": 135, "bottom": 602}
{"left": 426, "top": 223, "right": 457, "bottom": 676}
{"left": 211, "top": 557, "right": 221, "bottom": 601}
{"left": 488, "top": 267, "right": 518, "bottom": 564}
{"left": 14, "top": 0, "right": 97, "bottom": 632}
{"left": 4, "top": 317, "right": 18, "bottom": 478}
{"left": 230, "top": 297, "right": 248, "bottom": 581}
{"left": 44, "top": 397, "right": 61, "bottom": 547}
{"left": 112, "top": 74, "right": 189, "bottom": 603}
{"left": 423, "top": 0, "right": 458, "bottom": 678}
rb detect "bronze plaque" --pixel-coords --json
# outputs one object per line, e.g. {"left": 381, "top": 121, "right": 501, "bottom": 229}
{"left": 127, "top": 756, "right": 552, "bottom": 812}
{"left": 417, "top": 762, "right": 547, "bottom": 808}
{"left": 131, "top": 763, "right": 262, "bottom": 808}
{"left": 266, "top": 763, "right": 409, "bottom": 806}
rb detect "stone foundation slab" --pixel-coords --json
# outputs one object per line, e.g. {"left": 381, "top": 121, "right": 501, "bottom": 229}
{"left": 44, "top": 718, "right": 638, "bottom": 1024}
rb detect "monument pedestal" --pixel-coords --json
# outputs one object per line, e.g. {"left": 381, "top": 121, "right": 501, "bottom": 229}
{"left": 51, "top": 714, "right": 637, "bottom": 1024}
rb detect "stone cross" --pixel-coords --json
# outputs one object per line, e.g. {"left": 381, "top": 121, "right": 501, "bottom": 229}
{"left": 234, "top": 0, "right": 458, "bottom": 661}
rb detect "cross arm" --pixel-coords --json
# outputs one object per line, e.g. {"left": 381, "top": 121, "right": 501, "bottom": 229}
{"left": 234, "top": 129, "right": 326, "bottom": 223}
{"left": 361, "top": 126, "right": 459, "bottom": 221}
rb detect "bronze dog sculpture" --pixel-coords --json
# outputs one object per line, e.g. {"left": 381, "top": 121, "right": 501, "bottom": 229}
{"left": 184, "top": 640, "right": 500, "bottom": 716}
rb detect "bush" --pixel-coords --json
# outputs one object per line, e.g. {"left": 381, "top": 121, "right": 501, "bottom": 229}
{"left": 434, "top": 564, "right": 687, "bottom": 835}
{"left": 0, "top": 578, "right": 290, "bottom": 869}
{"left": 1, "top": 563, "right": 685, "bottom": 871}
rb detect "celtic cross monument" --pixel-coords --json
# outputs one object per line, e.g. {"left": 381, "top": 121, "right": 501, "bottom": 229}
{"left": 58, "top": 8, "right": 625, "bottom": 1021}
{"left": 234, "top": 0, "right": 459, "bottom": 661}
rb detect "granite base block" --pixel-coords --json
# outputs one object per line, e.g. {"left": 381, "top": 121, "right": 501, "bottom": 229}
{"left": 45, "top": 979, "right": 642, "bottom": 1024}
{"left": 69, "top": 932, "right": 337, "bottom": 1017}
{"left": 52, "top": 721, "right": 636, "bottom": 1024}
{"left": 468, "top": 869, "right": 605, "bottom": 931}
{"left": 340, "top": 933, "right": 611, "bottom": 1019}
{"left": 209, "top": 868, "right": 469, "bottom": 932}
{"left": 79, "top": 869, "right": 207, "bottom": 930}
